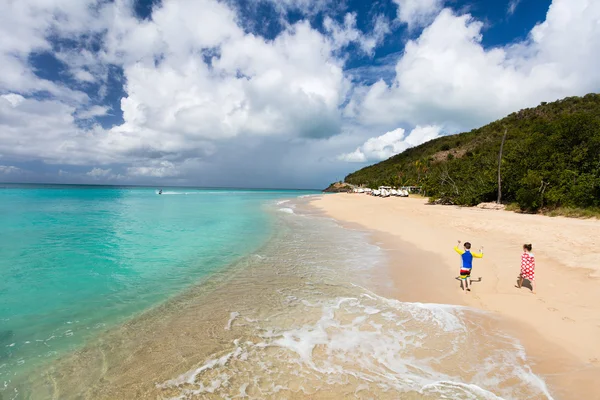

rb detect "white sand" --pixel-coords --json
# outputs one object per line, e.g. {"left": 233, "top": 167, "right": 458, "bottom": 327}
{"left": 311, "top": 194, "right": 600, "bottom": 397}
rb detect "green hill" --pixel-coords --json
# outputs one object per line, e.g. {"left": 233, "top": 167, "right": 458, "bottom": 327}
{"left": 343, "top": 93, "right": 600, "bottom": 212}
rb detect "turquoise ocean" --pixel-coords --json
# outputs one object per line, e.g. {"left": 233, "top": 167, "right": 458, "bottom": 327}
{"left": 0, "top": 184, "right": 317, "bottom": 394}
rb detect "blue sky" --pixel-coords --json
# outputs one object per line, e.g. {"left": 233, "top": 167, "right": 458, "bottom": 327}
{"left": 0, "top": 0, "right": 597, "bottom": 188}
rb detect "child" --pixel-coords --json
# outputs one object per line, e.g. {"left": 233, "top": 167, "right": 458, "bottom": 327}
{"left": 454, "top": 240, "right": 483, "bottom": 292}
{"left": 517, "top": 244, "right": 536, "bottom": 294}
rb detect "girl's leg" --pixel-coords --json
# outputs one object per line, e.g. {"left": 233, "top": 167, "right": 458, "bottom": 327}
{"left": 517, "top": 276, "right": 523, "bottom": 288}
{"left": 531, "top": 280, "right": 536, "bottom": 294}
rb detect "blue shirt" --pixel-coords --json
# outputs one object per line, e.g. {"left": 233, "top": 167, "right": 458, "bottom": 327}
{"left": 454, "top": 246, "right": 483, "bottom": 269}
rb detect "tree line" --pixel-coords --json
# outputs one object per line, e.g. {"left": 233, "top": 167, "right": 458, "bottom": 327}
{"left": 343, "top": 93, "right": 600, "bottom": 212}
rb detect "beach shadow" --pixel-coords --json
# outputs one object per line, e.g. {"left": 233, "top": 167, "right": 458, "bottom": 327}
{"left": 455, "top": 277, "right": 482, "bottom": 290}
{"left": 516, "top": 277, "right": 533, "bottom": 290}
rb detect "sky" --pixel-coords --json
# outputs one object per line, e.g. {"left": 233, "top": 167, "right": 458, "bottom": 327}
{"left": 1, "top": 0, "right": 599, "bottom": 189}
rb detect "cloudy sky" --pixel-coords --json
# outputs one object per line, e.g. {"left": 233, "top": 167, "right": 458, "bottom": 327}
{"left": 1, "top": 0, "right": 599, "bottom": 188}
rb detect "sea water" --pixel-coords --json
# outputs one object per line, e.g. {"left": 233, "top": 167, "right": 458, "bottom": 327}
{"left": 0, "top": 184, "right": 317, "bottom": 396}
{"left": 1, "top": 186, "right": 554, "bottom": 399}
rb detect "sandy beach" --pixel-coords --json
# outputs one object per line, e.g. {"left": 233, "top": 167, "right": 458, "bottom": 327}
{"left": 311, "top": 194, "right": 600, "bottom": 399}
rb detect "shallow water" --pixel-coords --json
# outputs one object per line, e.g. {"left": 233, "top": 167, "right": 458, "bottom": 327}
{"left": 17, "top": 196, "right": 553, "bottom": 399}
{"left": 0, "top": 185, "right": 318, "bottom": 397}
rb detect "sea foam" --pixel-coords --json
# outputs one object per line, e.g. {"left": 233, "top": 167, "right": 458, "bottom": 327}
{"left": 159, "top": 287, "right": 553, "bottom": 399}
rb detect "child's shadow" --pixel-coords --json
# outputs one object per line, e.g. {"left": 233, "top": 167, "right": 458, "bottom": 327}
{"left": 516, "top": 277, "right": 533, "bottom": 290}
{"left": 454, "top": 277, "right": 482, "bottom": 290}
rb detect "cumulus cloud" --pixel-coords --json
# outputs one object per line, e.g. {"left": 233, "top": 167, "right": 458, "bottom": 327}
{"left": 0, "top": 0, "right": 376, "bottom": 172}
{"left": 324, "top": 13, "right": 390, "bottom": 56}
{"left": 0, "top": 0, "right": 98, "bottom": 102}
{"left": 349, "top": 0, "right": 600, "bottom": 132}
{"left": 1, "top": 0, "right": 600, "bottom": 187}
{"left": 0, "top": 93, "right": 116, "bottom": 165}
{"left": 392, "top": 0, "right": 444, "bottom": 29}
{"left": 338, "top": 125, "right": 442, "bottom": 162}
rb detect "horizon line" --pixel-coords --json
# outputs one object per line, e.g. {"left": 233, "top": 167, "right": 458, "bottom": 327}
{"left": 0, "top": 181, "right": 323, "bottom": 192}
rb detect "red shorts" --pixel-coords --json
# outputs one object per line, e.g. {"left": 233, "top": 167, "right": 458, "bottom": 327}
{"left": 459, "top": 269, "right": 471, "bottom": 279}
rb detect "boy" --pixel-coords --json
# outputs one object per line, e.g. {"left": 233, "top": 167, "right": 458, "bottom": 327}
{"left": 454, "top": 240, "right": 483, "bottom": 293}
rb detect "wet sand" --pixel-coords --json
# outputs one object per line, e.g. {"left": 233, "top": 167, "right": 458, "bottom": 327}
{"left": 311, "top": 194, "right": 600, "bottom": 399}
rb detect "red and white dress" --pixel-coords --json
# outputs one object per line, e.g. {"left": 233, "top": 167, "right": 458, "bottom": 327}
{"left": 520, "top": 252, "right": 535, "bottom": 281}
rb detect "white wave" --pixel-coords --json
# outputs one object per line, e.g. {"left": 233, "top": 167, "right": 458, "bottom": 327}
{"left": 159, "top": 290, "right": 553, "bottom": 400}
{"left": 158, "top": 191, "right": 200, "bottom": 195}
{"left": 158, "top": 341, "right": 245, "bottom": 388}
{"left": 224, "top": 312, "right": 239, "bottom": 331}
{"left": 278, "top": 208, "right": 294, "bottom": 214}
{"left": 276, "top": 200, "right": 290, "bottom": 205}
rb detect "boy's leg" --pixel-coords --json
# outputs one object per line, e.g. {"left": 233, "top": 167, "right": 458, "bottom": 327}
{"left": 464, "top": 277, "right": 470, "bottom": 291}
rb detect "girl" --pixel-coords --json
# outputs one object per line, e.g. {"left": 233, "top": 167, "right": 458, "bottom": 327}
{"left": 518, "top": 244, "right": 536, "bottom": 293}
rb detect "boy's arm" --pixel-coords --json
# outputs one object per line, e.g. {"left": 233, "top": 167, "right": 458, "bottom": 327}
{"left": 473, "top": 247, "right": 484, "bottom": 258}
{"left": 454, "top": 246, "right": 465, "bottom": 255}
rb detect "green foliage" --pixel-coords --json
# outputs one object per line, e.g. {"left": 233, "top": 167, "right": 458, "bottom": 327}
{"left": 545, "top": 207, "right": 600, "bottom": 218}
{"left": 344, "top": 93, "right": 600, "bottom": 212}
{"left": 516, "top": 171, "right": 545, "bottom": 211}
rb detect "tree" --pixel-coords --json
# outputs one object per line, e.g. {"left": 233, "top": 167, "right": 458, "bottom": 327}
{"left": 497, "top": 128, "right": 507, "bottom": 204}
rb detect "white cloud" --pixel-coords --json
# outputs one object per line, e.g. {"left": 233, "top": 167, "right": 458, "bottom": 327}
{"left": 1, "top": 0, "right": 600, "bottom": 188}
{"left": 0, "top": 94, "right": 123, "bottom": 165}
{"left": 0, "top": 165, "right": 22, "bottom": 174}
{"left": 0, "top": 0, "right": 362, "bottom": 170}
{"left": 127, "top": 161, "right": 181, "bottom": 178}
{"left": 1, "top": 94, "right": 26, "bottom": 107}
{"left": 0, "top": 0, "right": 99, "bottom": 102}
{"left": 73, "top": 69, "right": 96, "bottom": 83}
{"left": 77, "top": 106, "right": 110, "bottom": 119}
{"left": 86, "top": 167, "right": 112, "bottom": 178}
{"left": 507, "top": 0, "right": 522, "bottom": 16}
{"left": 324, "top": 13, "right": 390, "bottom": 56}
{"left": 338, "top": 125, "right": 442, "bottom": 162}
{"left": 392, "top": 0, "right": 444, "bottom": 29}
{"left": 350, "top": 0, "right": 600, "bottom": 132}
{"left": 252, "top": 0, "right": 337, "bottom": 16}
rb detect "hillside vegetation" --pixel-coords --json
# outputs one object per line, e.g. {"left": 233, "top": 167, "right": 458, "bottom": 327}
{"left": 344, "top": 93, "right": 600, "bottom": 212}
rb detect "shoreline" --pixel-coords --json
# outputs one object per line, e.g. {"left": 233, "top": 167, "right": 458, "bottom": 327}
{"left": 21, "top": 199, "right": 393, "bottom": 398}
{"left": 310, "top": 194, "right": 600, "bottom": 399}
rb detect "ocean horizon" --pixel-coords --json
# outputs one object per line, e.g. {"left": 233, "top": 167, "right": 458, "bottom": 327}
{"left": 0, "top": 182, "right": 324, "bottom": 192}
